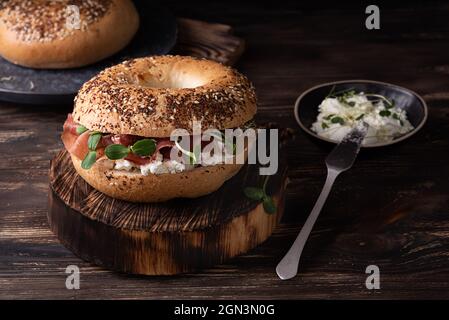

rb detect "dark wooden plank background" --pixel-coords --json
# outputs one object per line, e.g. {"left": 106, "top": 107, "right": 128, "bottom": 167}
{"left": 1, "top": 0, "right": 449, "bottom": 299}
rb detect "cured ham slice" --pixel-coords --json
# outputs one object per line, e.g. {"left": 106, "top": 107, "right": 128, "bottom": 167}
{"left": 155, "top": 139, "right": 175, "bottom": 159}
{"left": 62, "top": 114, "right": 177, "bottom": 164}
{"left": 62, "top": 130, "right": 90, "bottom": 160}
{"left": 62, "top": 114, "right": 103, "bottom": 160}
{"left": 124, "top": 139, "right": 174, "bottom": 164}
{"left": 61, "top": 114, "right": 200, "bottom": 165}
{"left": 63, "top": 113, "right": 79, "bottom": 135}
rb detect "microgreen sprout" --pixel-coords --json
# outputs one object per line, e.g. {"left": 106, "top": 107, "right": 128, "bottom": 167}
{"left": 244, "top": 175, "right": 277, "bottom": 214}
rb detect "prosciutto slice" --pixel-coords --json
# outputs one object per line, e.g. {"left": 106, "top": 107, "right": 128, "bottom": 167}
{"left": 61, "top": 114, "right": 176, "bottom": 165}
{"left": 62, "top": 114, "right": 79, "bottom": 135}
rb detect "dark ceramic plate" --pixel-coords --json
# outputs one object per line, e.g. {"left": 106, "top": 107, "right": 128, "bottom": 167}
{"left": 294, "top": 80, "right": 428, "bottom": 147}
{"left": 0, "top": 3, "right": 177, "bottom": 105}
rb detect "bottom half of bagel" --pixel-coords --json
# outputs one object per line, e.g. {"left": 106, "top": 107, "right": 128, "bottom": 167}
{"left": 71, "top": 154, "right": 244, "bottom": 202}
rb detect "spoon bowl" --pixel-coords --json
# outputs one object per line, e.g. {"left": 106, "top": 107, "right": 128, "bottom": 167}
{"left": 294, "top": 80, "right": 428, "bottom": 147}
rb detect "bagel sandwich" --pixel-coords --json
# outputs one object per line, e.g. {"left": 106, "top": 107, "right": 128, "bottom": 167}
{"left": 62, "top": 56, "right": 258, "bottom": 202}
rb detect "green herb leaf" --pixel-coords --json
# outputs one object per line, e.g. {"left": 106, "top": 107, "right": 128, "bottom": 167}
{"left": 356, "top": 114, "right": 365, "bottom": 120}
{"left": 262, "top": 196, "right": 277, "bottom": 214}
{"left": 365, "top": 93, "right": 393, "bottom": 107}
{"left": 379, "top": 110, "right": 391, "bottom": 117}
{"left": 385, "top": 99, "right": 395, "bottom": 109}
{"left": 400, "top": 120, "right": 404, "bottom": 126}
{"left": 327, "top": 87, "right": 355, "bottom": 98}
{"left": 331, "top": 116, "right": 345, "bottom": 125}
{"left": 81, "top": 151, "right": 97, "bottom": 169}
{"left": 392, "top": 113, "right": 400, "bottom": 120}
{"left": 76, "top": 125, "right": 88, "bottom": 135}
{"left": 88, "top": 132, "right": 102, "bottom": 151}
{"left": 324, "top": 114, "right": 335, "bottom": 120}
{"left": 105, "top": 144, "right": 130, "bottom": 160}
{"left": 130, "top": 139, "right": 156, "bottom": 157}
{"left": 346, "top": 90, "right": 356, "bottom": 97}
{"left": 325, "top": 85, "right": 336, "bottom": 98}
{"left": 244, "top": 187, "right": 264, "bottom": 201}
{"left": 347, "top": 101, "right": 356, "bottom": 107}
{"left": 337, "top": 96, "right": 346, "bottom": 105}
{"left": 321, "top": 122, "right": 329, "bottom": 129}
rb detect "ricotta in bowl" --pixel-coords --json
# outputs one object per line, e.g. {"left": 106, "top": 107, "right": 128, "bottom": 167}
{"left": 311, "top": 90, "right": 414, "bottom": 145}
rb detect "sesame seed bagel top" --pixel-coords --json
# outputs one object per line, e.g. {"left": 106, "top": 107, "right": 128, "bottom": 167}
{"left": 1, "top": 0, "right": 113, "bottom": 43}
{"left": 0, "top": 0, "right": 139, "bottom": 69}
{"left": 72, "top": 56, "right": 258, "bottom": 137}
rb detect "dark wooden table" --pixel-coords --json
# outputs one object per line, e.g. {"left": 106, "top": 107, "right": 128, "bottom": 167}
{"left": 1, "top": 1, "right": 449, "bottom": 299}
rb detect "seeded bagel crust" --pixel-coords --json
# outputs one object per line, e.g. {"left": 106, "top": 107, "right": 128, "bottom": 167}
{"left": 71, "top": 154, "right": 244, "bottom": 202}
{"left": 0, "top": 0, "right": 139, "bottom": 69}
{"left": 72, "top": 56, "right": 258, "bottom": 137}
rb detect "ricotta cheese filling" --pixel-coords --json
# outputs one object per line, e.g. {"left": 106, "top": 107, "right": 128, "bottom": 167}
{"left": 113, "top": 152, "right": 193, "bottom": 175}
{"left": 112, "top": 150, "right": 233, "bottom": 175}
{"left": 311, "top": 91, "right": 414, "bottom": 145}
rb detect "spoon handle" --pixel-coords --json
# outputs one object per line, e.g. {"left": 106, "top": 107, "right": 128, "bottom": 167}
{"left": 276, "top": 167, "right": 340, "bottom": 280}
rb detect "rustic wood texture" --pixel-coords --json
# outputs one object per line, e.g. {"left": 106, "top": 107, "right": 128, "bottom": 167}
{"left": 47, "top": 150, "right": 287, "bottom": 275}
{"left": 1, "top": 0, "right": 449, "bottom": 298}
{"left": 175, "top": 18, "right": 245, "bottom": 66}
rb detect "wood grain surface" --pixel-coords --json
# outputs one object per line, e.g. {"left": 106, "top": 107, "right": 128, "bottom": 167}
{"left": 175, "top": 18, "right": 245, "bottom": 65}
{"left": 1, "top": 0, "right": 449, "bottom": 299}
{"left": 47, "top": 150, "right": 286, "bottom": 275}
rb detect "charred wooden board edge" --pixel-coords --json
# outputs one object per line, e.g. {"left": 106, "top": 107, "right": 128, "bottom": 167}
{"left": 47, "top": 177, "right": 286, "bottom": 275}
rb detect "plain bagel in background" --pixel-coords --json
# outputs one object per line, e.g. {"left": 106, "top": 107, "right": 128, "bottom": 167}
{"left": 0, "top": 0, "right": 139, "bottom": 69}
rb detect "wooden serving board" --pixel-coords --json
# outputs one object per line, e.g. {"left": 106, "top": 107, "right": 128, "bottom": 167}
{"left": 48, "top": 150, "right": 287, "bottom": 275}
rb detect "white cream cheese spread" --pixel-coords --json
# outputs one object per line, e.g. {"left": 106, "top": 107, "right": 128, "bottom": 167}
{"left": 311, "top": 90, "right": 414, "bottom": 145}
{"left": 113, "top": 152, "right": 192, "bottom": 176}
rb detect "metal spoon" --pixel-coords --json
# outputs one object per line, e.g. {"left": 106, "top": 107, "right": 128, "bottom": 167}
{"left": 276, "top": 123, "right": 368, "bottom": 280}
